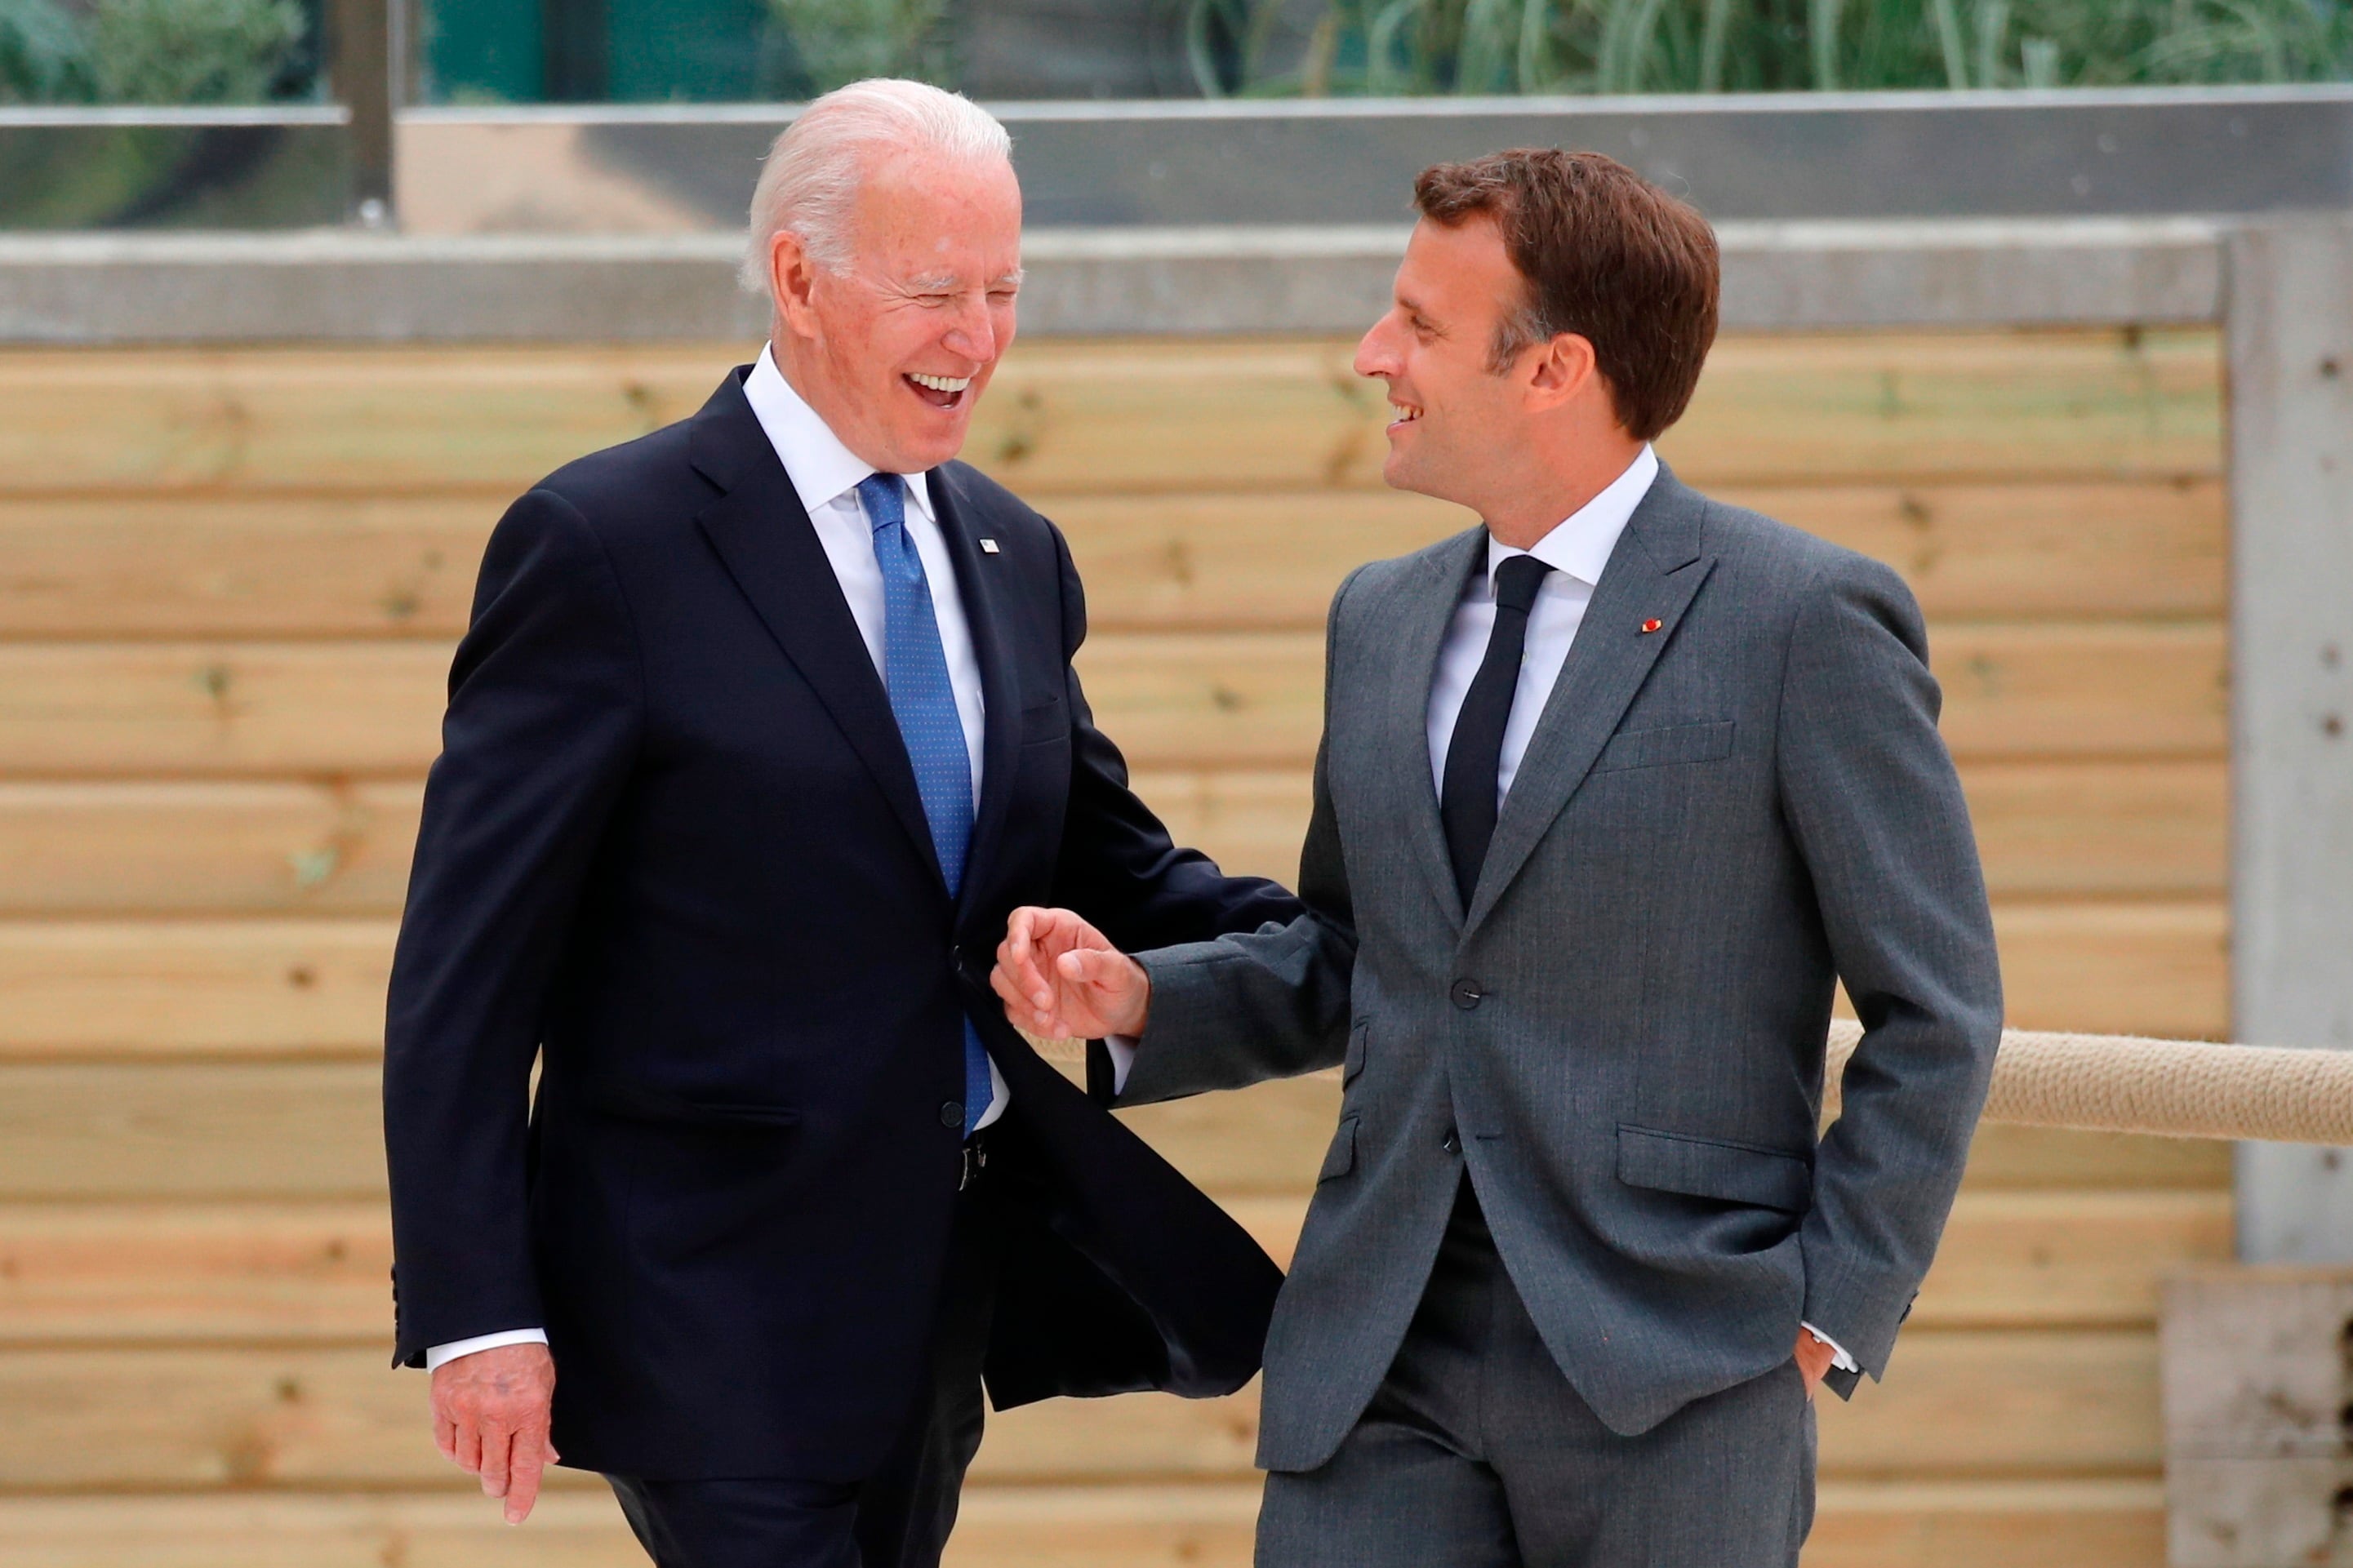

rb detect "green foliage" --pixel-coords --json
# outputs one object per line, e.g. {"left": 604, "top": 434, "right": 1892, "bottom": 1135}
{"left": 0, "top": 0, "right": 305, "bottom": 104}
{"left": 0, "top": 0, "right": 90, "bottom": 103}
{"left": 88, "top": 0, "right": 307, "bottom": 104}
{"left": 1199, "top": 0, "right": 2353, "bottom": 95}
{"left": 767, "top": 0, "right": 954, "bottom": 92}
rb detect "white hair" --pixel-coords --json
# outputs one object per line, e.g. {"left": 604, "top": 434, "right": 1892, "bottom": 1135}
{"left": 740, "top": 78, "right": 1013, "bottom": 300}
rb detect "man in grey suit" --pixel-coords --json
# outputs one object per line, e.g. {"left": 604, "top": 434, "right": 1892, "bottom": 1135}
{"left": 993, "top": 149, "right": 2003, "bottom": 1565}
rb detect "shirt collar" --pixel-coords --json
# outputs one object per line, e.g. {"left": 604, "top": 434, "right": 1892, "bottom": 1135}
{"left": 1483, "top": 443, "right": 1657, "bottom": 594}
{"left": 743, "top": 344, "right": 935, "bottom": 524}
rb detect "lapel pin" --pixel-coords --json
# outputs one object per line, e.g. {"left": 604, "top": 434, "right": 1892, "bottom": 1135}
{"left": 1641, "top": 618, "right": 1663, "bottom": 634}
{"left": 980, "top": 539, "right": 1001, "bottom": 554}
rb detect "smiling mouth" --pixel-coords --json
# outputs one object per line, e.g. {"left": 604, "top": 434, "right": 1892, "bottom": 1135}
{"left": 1388, "top": 398, "right": 1424, "bottom": 428}
{"left": 905, "top": 371, "right": 973, "bottom": 411}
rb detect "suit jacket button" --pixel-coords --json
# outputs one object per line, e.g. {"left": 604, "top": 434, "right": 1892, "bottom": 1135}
{"left": 1449, "top": 979, "right": 1483, "bottom": 1011}
{"left": 941, "top": 1101, "right": 965, "bottom": 1129}
{"left": 1442, "top": 1129, "right": 1461, "bottom": 1154}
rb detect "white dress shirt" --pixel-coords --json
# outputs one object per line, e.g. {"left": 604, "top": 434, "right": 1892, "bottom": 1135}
{"left": 426, "top": 348, "right": 1010, "bottom": 1373}
{"left": 1111, "top": 442, "right": 1853, "bottom": 1375}
{"left": 1425, "top": 446, "right": 1657, "bottom": 801}
{"left": 741, "top": 346, "right": 1008, "bottom": 1132}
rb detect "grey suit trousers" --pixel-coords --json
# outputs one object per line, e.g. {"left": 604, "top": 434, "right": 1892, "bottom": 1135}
{"left": 1257, "top": 1176, "right": 1816, "bottom": 1568}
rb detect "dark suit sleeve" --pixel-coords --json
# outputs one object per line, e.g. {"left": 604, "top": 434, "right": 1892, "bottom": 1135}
{"left": 383, "top": 487, "right": 643, "bottom": 1367}
{"left": 1042, "top": 520, "right": 1303, "bottom": 958}
{"left": 1107, "top": 570, "right": 1365, "bottom": 1108}
{"left": 1778, "top": 553, "right": 2003, "bottom": 1385}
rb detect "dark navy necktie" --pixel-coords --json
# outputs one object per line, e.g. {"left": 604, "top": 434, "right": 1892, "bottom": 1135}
{"left": 857, "top": 473, "right": 993, "bottom": 1138}
{"left": 1439, "top": 553, "right": 1555, "bottom": 907}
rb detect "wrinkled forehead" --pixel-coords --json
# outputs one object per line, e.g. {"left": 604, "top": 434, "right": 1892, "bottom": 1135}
{"left": 1397, "top": 214, "right": 1520, "bottom": 322}
{"left": 845, "top": 154, "right": 1024, "bottom": 290}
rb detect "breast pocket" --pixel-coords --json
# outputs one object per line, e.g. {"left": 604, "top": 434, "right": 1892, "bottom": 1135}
{"left": 1591, "top": 719, "right": 1736, "bottom": 774}
{"left": 1018, "top": 694, "right": 1067, "bottom": 746}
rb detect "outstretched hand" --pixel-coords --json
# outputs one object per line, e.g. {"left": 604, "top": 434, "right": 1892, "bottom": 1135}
{"left": 993, "top": 906, "right": 1150, "bottom": 1040}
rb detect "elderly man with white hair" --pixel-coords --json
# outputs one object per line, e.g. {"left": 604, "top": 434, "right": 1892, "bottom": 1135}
{"left": 381, "top": 79, "right": 1298, "bottom": 1567}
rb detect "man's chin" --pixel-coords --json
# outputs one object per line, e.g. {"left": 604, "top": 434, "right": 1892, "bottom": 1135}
{"left": 1381, "top": 447, "right": 1435, "bottom": 497}
{"left": 877, "top": 421, "right": 970, "bottom": 474}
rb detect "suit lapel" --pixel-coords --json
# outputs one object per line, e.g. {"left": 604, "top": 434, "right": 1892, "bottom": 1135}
{"left": 1462, "top": 471, "right": 1715, "bottom": 937}
{"left": 687, "top": 372, "right": 946, "bottom": 895}
{"left": 927, "top": 466, "right": 1023, "bottom": 922}
{"left": 1377, "top": 528, "right": 1488, "bottom": 932}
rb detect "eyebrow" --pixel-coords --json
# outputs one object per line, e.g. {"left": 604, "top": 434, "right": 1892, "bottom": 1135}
{"left": 899, "top": 268, "right": 1026, "bottom": 294}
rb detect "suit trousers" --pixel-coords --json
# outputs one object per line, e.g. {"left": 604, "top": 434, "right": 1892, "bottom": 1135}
{"left": 605, "top": 1153, "right": 1001, "bottom": 1568}
{"left": 1256, "top": 1176, "right": 1815, "bottom": 1568}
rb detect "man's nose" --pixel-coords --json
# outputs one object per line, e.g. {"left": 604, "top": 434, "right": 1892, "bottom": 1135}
{"left": 1353, "top": 314, "right": 1399, "bottom": 378}
{"left": 941, "top": 298, "right": 998, "bottom": 365}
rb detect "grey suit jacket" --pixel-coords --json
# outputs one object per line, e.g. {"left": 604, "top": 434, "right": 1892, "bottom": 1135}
{"left": 1119, "top": 468, "right": 2003, "bottom": 1472}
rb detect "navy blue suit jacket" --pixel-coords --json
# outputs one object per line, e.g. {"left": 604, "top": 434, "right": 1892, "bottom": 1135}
{"left": 383, "top": 369, "right": 1298, "bottom": 1481}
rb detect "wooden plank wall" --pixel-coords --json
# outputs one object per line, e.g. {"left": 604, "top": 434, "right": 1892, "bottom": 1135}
{"left": 0, "top": 330, "right": 2228, "bottom": 1566}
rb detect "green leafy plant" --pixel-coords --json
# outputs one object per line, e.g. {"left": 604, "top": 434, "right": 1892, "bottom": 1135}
{"left": 0, "top": 0, "right": 306, "bottom": 104}
{"left": 1192, "top": 0, "right": 2353, "bottom": 96}
{"left": 0, "top": 0, "right": 90, "bottom": 103}
{"left": 87, "top": 0, "right": 306, "bottom": 104}
{"left": 768, "top": 0, "right": 954, "bottom": 93}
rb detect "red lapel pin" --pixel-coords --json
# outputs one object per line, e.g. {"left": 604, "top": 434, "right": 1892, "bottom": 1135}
{"left": 1640, "top": 619, "right": 1663, "bottom": 634}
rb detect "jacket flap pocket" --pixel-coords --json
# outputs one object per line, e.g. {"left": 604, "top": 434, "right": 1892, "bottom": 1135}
{"left": 1019, "top": 692, "right": 1068, "bottom": 742}
{"left": 1319, "top": 1115, "right": 1359, "bottom": 1182}
{"left": 581, "top": 1080, "right": 803, "bottom": 1132}
{"left": 1593, "top": 719, "right": 1735, "bottom": 774}
{"left": 1343, "top": 1019, "right": 1370, "bottom": 1086}
{"left": 1616, "top": 1123, "right": 1809, "bottom": 1213}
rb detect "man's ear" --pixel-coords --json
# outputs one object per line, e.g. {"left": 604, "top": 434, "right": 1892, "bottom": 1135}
{"left": 1524, "top": 332, "right": 1600, "bottom": 411}
{"left": 770, "top": 231, "right": 821, "bottom": 341}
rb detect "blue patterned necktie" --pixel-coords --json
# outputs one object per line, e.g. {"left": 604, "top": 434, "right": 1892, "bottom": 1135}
{"left": 856, "top": 473, "right": 993, "bottom": 1138}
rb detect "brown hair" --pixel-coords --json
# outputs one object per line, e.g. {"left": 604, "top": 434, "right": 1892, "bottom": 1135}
{"left": 1413, "top": 149, "right": 1719, "bottom": 442}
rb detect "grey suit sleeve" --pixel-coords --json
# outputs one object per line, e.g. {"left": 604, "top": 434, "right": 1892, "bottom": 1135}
{"left": 1778, "top": 554, "right": 2003, "bottom": 1382}
{"left": 1115, "top": 571, "right": 1366, "bottom": 1107}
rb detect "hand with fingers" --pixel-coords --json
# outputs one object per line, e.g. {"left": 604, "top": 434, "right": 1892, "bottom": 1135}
{"left": 993, "top": 905, "right": 1151, "bottom": 1042}
{"left": 431, "top": 1341, "right": 558, "bottom": 1524}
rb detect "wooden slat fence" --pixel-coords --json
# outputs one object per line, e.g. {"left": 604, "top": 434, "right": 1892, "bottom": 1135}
{"left": 0, "top": 328, "right": 2226, "bottom": 1565}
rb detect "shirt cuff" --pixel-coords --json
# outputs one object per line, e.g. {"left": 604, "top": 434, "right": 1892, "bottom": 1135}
{"left": 1102, "top": 1035, "right": 1138, "bottom": 1095}
{"left": 1801, "top": 1321, "right": 1859, "bottom": 1374}
{"left": 425, "top": 1328, "right": 549, "bottom": 1372}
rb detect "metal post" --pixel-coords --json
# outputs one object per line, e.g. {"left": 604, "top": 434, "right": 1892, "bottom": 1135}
{"left": 2229, "top": 217, "right": 2353, "bottom": 1261}
{"left": 327, "top": 0, "right": 395, "bottom": 226}
{"left": 541, "top": 0, "right": 609, "bottom": 102}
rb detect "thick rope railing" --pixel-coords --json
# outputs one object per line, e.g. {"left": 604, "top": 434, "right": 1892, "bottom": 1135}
{"left": 1034, "top": 1024, "right": 2353, "bottom": 1144}
{"left": 1823, "top": 1021, "right": 2353, "bottom": 1143}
